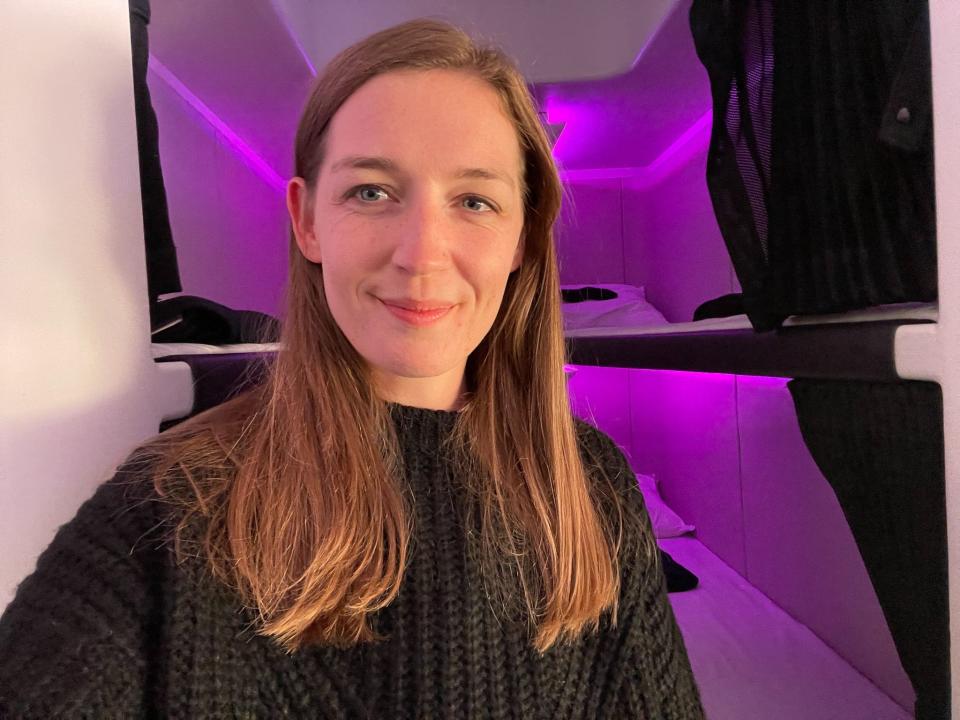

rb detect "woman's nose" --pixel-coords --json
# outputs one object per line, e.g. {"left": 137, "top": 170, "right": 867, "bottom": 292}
{"left": 391, "top": 200, "right": 451, "bottom": 276}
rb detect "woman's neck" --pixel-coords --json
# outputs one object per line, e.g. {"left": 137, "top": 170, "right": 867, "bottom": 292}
{"left": 371, "top": 367, "right": 467, "bottom": 411}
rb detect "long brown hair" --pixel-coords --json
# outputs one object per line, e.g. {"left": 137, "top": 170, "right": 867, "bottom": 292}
{"left": 147, "top": 19, "right": 636, "bottom": 653}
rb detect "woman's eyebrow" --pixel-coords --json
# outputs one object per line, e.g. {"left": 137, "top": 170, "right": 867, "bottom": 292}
{"left": 329, "top": 155, "right": 401, "bottom": 175}
{"left": 329, "top": 155, "right": 515, "bottom": 190}
{"left": 454, "top": 167, "right": 516, "bottom": 190}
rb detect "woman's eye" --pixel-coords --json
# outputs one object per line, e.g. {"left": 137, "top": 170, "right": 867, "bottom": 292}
{"left": 354, "top": 186, "right": 389, "bottom": 202}
{"left": 462, "top": 196, "right": 495, "bottom": 213}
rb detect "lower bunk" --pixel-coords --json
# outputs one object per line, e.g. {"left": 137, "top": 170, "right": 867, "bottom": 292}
{"left": 662, "top": 535, "right": 912, "bottom": 719}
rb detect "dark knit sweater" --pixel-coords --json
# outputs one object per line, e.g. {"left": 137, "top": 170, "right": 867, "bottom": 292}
{"left": 0, "top": 406, "right": 703, "bottom": 719}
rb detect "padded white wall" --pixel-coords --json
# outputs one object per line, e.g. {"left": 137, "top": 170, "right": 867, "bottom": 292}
{"left": 928, "top": 1, "right": 960, "bottom": 713}
{"left": 0, "top": 1, "right": 191, "bottom": 608}
{"left": 622, "top": 146, "right": 740, "bottom": 322}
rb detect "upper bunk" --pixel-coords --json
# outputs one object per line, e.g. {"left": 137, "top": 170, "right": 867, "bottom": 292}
{"left": 151, "top": 295, "right": 939, "bottom": 425}
{"left": 561, "top": 292, "right": 938, "bottom": 382}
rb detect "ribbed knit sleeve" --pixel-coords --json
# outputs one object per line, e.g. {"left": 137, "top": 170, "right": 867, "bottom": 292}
{"left": 0, "top": 466, "right": 167, "bottom": 719}
{"left": 575, "top": 422, "right": 705, "bottom": 719}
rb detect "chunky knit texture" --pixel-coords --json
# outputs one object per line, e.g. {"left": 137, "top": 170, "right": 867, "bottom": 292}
{"left": 0, "top": 407, "right": 703, "bottom": 719}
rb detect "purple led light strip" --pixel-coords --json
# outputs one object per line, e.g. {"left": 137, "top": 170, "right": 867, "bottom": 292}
{"left": 556, "top": 109, "right": 712, "bottom": 187}
{"left": 147, "top": 55, "right": 286, "bottom": 193}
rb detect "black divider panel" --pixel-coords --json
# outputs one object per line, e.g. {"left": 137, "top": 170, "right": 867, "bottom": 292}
{"left": 789, "top": 380, "right": 949, "bottom": 720}
{"left": 130, "top": 0, "right": 181, "bottom": 315}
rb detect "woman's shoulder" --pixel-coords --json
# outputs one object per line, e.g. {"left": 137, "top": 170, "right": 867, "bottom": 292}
{"left": 0, "top": 455, "right": 177, "bottom": 716}
{"left": 0, "top": 451, "right": 176, "bottom": 631}
{"left": 73, "top": 453, "right": 173, "bottom": 544}
{"left": 15, "top": 453, "right": 176, "bottom": 603}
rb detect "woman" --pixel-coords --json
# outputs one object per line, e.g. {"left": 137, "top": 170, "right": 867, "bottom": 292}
{"left": 0, "top": 19, "right": 703, "bottom": 719}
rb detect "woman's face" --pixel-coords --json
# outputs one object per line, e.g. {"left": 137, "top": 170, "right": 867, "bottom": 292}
{"left": 288, "top": 69, "right": 526, "bottom": 409}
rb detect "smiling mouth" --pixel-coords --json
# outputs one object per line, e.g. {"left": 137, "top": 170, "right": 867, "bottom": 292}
{"left": 378, "top": 298, "right": 454, "bottom": 326}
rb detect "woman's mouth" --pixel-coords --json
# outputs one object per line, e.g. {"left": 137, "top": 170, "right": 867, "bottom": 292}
{"left": 378, "top": 298, "right": 454, "bottom": 326}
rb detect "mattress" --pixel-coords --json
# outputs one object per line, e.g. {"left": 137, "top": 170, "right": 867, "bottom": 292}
{"left": 661, "top": 536, "right": 912, "bottom": 720}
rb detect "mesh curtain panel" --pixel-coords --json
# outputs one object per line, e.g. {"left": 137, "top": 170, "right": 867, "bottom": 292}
{"left": 690, "top": 1, "right": 936, "bottom": 331}
{"left": 789, "top": 380, "right": 949, "bottom": 720}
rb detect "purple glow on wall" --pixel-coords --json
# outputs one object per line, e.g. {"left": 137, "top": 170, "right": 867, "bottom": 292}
{"left": 567, "top": 366, "right": 792, "bottom": 437}
{"left": 148, "top": 55, "right": 286, "bottom": 193}
{"left": 566, "top": 364, "right": 633, "bottom": 422}
{"left": 639, "top": 369, "right": 734, "bottom": 421}
{"left": 735, "top": 375, "right": 791, "bottom": 390}
{"left": 551, "top": 107, "right": 712, "bottom": 188}
{"left": 536, "top": 0, "right": 711, "bottom": 173}
{"left": 545, "top": 100, "right": 605, "bottom": 166}
{"left": 570, "top": 367, "right": 789, "bottom": 387}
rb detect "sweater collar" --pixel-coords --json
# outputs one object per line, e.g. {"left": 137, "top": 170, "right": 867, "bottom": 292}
{"left": 388, "top": 403, "right": 459, "bottom": 450}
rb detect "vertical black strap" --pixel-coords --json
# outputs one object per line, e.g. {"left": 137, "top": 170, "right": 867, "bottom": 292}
{"left": 129, "top": 0, "right": 182, "bottom": 319}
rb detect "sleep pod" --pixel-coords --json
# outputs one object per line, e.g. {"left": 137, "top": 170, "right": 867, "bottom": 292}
{"left": 2, "top": 1, "right": 957, "bottom": 718}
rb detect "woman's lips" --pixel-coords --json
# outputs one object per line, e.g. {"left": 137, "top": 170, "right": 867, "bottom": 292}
{"left": 379, "top": 298, "right": 454, "bottom": 326}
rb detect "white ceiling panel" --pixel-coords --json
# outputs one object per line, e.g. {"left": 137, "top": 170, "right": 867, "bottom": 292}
{"left": 272, "top": 0, "right": 679, "bottom": 83}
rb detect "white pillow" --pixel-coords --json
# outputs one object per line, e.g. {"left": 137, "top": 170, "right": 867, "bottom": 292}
{"left": 635, "top": 473, "right": 695, "bottom": 539}
{"left": 561, "top": 283, "right": 668, "bottom": 331}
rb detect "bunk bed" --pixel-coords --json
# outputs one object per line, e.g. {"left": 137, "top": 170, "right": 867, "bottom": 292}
{"left": 144, "top": 1, "right": 950, "bottom": 717}
{"left": 7, "top": 0, "right": 954, "bottom": 717}
{"left": 561, "top": 282, "right": 938, "bottom": 380}
{"left": 561, "top": 285, "right": 940, "bottom": 720}
{"left": 555, "top": 290, "right": 937, "bottom": 718}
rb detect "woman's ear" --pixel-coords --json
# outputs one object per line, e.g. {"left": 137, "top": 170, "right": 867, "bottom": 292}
{"left": 287, "top": 177, "right": 321, "bottom": 263}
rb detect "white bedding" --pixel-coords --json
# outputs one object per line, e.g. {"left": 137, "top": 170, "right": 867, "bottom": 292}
{"left": 561, "top": 282, "right": 937, "bottom": 338}
{"left": 561, "top": 283, "right": 669, "bottom": 330}
{"left": 152, "top": 342, "right": 281, "bottom": 359}
{"left": 661, "top": 536, "right": 912, "bottom": 720}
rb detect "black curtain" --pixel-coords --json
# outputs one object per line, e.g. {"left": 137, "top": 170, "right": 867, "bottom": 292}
{"left": 789, "top": 380, "right": 949, "bottom": 720}
{"left": 690, "top": 0, "right": 935, "bottom": 331}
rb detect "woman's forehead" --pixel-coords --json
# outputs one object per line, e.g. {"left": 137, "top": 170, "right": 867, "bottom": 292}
{"left": 320, "top": 69, "right": 524, "bottom": 180}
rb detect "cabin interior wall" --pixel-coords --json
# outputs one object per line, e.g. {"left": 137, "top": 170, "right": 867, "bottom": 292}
{"left": 555, "top": 147, "right": 737, "bottom": 323}
{"left": 625, "top": 370, "right": 747, "bottom": 568}
{"left": 148, "top": 74, "right": 289, "bottom": 318}
{"left": 554, "top": 178, "right": 626, "bottom": 284}
{"left": 0, "top": 1, "right": 187, "bottom": 610}
{"left": 622, "top": 146, "right": 741, "bottom": 323}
